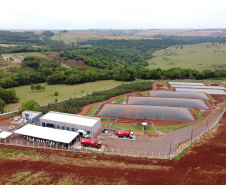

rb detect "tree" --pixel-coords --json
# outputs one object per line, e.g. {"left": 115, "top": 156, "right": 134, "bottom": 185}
{"left": 42, "top": 31, "right": 54, "bottom": 37}
{"left": 41, "top": 86, "right": 46, "bottom": 91}
{"left": 21, "top": 100, "right": 40, "bottom": 111}
{"left": 0, "top": 99, "right": 6, "bottom": 113}
{"left": 54, "top": 92, "right": 59, "bottom": 96}
{"left": 30, "top": 84, "right": 34, "bottom": 91}
{"left": 34, "top": 84, "right": 42, "bottom": 91}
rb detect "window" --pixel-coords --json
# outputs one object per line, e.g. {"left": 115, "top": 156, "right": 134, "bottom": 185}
{"left": 57, "top": 126, "right": 60, "bottom": 129}
{"left": 62, "top": 126, "right": 65, "bottom": 130}
{"left": 72, "top": 128, "right": 75, "bottom": 131}
{"left": 42, "top": 122, "right": 45, "bottom": 127}
{"left": 67, "top": 127, "right": 70, "bottom": 131}
{"left": 87, "top": 131, "right": 90, "bottom": 134}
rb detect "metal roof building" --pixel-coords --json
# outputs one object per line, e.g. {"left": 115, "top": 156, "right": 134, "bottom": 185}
{"left": 39, "top": 111, "right": 101, "bottom": 135}
{"left": 14, "top": 124, "right": 79, "bottom": 143}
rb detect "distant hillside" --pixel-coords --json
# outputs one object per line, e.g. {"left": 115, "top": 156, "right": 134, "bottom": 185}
{"left": 0, "top": 31, "right": 43, "bottom": 45}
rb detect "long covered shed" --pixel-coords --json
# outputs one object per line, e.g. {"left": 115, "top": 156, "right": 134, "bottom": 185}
{"left": 39, "top": 111, "right": 101, "bottom": 135}
{"left": 14, "top": 124, "right": 79, "bottom": 144}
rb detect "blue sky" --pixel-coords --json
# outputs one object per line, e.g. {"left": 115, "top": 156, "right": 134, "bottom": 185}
{"left": 1, "top": 0, "right": 226, "bottom": 29}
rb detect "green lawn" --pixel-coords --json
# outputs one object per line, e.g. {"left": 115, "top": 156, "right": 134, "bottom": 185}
{"left": 109, "top": 122, "right": 199, "bottom": 135}
{"left": 5, "top": 80, "right": 125, "bottom": 110}
{"left": 147, "top": 43, "right": 226, "bottom": 71}
{"left": 87, "top": 105, "right": 100, "bottom": 116}
{"left": 114, "top": 97, "right": 125, "bottom": 104}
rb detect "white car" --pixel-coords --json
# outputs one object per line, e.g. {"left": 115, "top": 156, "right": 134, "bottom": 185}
{"left": 8, "top": 126, "right": 15, "bottom": 131}
{"left": 13, "top": 117, "right": 21, "bottom": 122}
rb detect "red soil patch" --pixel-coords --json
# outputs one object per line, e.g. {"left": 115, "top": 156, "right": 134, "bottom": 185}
{"left": 43, "top": 52, "right": 92, "bottom": 67}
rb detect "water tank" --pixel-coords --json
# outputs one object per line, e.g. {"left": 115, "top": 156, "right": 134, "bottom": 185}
{"left": 141, "top": 122, "right": 147, "bottom": 130}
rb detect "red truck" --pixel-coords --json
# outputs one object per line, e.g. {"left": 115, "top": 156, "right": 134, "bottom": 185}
{"left": 81, "top": 138, "right": 102, "bottom": 149}
{"left": 211, "top": 83, "right": 219, "bottom": 86}
{"left": 116, "top": 130, "right": 134, "bottom": 139}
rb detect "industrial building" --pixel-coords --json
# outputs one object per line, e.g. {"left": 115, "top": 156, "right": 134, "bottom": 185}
{"left": 39, "top": 111, "right": 101, "bottom": 135}
{"left": 22, "top": 110, "right": 42, "bottom": 124}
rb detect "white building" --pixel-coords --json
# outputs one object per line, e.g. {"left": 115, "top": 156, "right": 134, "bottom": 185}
{"left": 22, "top": 110, "right": 42, "bottom": 124}
{"left": 39, "top": 111, "right": 101, "bottom": 135}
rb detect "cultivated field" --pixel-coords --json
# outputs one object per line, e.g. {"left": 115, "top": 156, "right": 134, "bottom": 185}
{"left": 51, "top": 32, "right": 143, "bottom": 44}
{"left": 5, "top": 80, "right": 125, "bottom": 110}
{"left": 147, "top": 43, "right": 226, "bottom": 71}
{"left": 137, "top": 28, "right": 226, "bottom": 37}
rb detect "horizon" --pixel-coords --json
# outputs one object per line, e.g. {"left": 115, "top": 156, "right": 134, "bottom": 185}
{"left": 1, "top": 0, "right": 226, "bottom": 30}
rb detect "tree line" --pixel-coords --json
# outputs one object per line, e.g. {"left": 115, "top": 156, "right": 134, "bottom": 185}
{"left": 0, "top": 87, "right": 19, "bottom": 113}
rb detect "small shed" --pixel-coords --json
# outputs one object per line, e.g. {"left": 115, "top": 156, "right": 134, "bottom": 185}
{"left": 0, "top": 131, "right": 12, "bottom": 143}
{"left": 22, "top": 110, "right": 42, "bottom": 124}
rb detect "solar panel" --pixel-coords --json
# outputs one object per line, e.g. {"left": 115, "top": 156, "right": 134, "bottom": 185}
{"left": 149, "top": 91, "right": 210, "bottom": 100}
{"left": 98, "top": 104, "right": 195, "bottom": 121}
{"left": 128, "top": 97, "right": 209, "bottom": 109}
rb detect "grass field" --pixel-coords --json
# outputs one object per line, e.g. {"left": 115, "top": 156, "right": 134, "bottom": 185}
{"left": 87, "top": 105, "right": 99, "bottom": 116}
{"left": 109, "top": 123, "right": 194, "bottom": 135}
{"left": 5, "top": 80, "right": 125, "bottom": 110}
{"left": 147, "top": 43, "right": 226, "bottom": 71}
{"left": 51, "top": 33, "right": 101, "bottom": 44}
{"left": 114, "top": 97, "right": 125, "bottom": 104}
{"left": 3, "top": 52, "right": 48, "bottom": 60}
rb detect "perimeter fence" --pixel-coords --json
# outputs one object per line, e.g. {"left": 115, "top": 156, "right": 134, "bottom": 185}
{"left": 0, "top": 103, "right": 225, "bottom": 160}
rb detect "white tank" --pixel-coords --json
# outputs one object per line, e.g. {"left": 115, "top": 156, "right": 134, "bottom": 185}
{"left": 141, "top": 122, "right": 147, "bottom": 130}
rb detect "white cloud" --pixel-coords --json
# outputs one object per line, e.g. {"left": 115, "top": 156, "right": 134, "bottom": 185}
{"left": 0, "top": 0, "right": 226, "bottom": 29}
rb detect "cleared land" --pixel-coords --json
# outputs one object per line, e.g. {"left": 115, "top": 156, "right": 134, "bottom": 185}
{"left": 5, "top": 80, "right": 125, "bottom": 110}
{"left": 3, "top": 52, "right": 48, "bottom": 60}
{"left": 43, "top": 52, "right": 91, "bottom": 67}
{"left": 147, "top": 43, "right": 226, "bottom": 71}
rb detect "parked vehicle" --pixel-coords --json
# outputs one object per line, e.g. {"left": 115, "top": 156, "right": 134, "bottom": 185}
{"left": 17, "top": 125, "right": 25, "bottom": 129}
{"left": 211, "top": 83, "right": 219, "bottom": 86}
{"left": 13, "top": 117, "right": 20, "bottom": 122}
{"left": 116, "top": 130, "right": 134, "bottom": 139}
{"left": 77, "top": 129, "right": 88, "bottom": 138}
{"left": 8, "top": 126, "right": 15, "bottom": 131}
{"left": 81, "top": 138, "right": 102, "bottom": 149}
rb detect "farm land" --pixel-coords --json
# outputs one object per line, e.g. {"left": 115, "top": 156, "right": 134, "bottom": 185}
{"left": 147, "top": 43, "right": 226, "bottom": 71}
{"left": 137, "top": 28, "right": 226, "bottom": 37}
{"left": 51, "top": 32, "right": 144, "bottom": 44}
